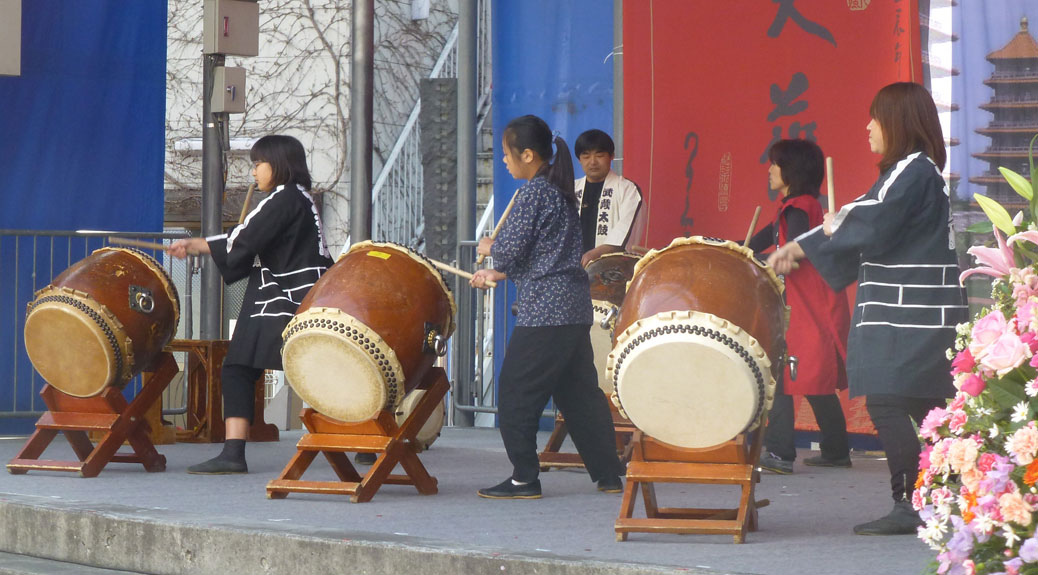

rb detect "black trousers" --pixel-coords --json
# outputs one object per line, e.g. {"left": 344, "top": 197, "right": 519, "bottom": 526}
{"left": 764, "top": 391, "right": 849, "bottom": 462}
{"left": 865, "top": 394, "right": 944, "bottom": 502}
{"left": 222, "top": 364, "right": 264, "bottom": 424}
{"left": 498, "top": 325, "right": 625, "bottom": 483}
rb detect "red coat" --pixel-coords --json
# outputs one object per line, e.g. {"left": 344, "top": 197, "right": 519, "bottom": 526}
{"left": 778, "top": 195, "right": 850, "bottom": 395}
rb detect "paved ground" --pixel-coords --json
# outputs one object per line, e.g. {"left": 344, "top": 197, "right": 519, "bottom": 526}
{"left": 0, "top": 427, "right": 935, "bottom": 575}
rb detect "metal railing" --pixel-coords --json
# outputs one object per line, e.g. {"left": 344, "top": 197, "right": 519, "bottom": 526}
{"left": 370, "top": 0, "right": 493, "bottom": 247}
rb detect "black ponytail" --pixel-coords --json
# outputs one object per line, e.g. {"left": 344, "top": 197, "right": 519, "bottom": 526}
{"left": 503, "top": 115, "right": 577, "bottom": 206}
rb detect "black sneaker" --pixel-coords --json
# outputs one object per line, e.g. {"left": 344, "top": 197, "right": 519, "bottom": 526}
{"left": 354, "top": 452, "right": 378, "bottom": 465}
{"left": 803, "top": 454, "right": 852, "bottom": 468}
{"left": 597, "top": 475, "right": 624, "bottom": 493}
{"left": 853, "top": 501, "right": 923, "bottom": 535}
{"left": 477, "top": 478, "right": 542, "bottom": 499}
{"left": 758, "top": 452, "right": 793, "bottom": 475}
{"left": 186, "top": 456, "right": 248, "bottom": 475}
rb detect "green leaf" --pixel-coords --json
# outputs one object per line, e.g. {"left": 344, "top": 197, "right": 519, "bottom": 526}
{"left": 986, "top": 378, "right": 1027, "bottom": 411}
{"left": 967, "top": 220, "right": 994, "bottom": 234}
{"left": 1028, "top": 133, "right": 1038, "bottom": 222}
{"left": 1000, "top": 166, "right": 1034, "bottom": 200}
{"left": 974, "top": 193, "right": 1017, "bottom": 235}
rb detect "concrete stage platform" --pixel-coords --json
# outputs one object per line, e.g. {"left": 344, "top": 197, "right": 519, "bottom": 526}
{"left": 0, "top": 427, "right": 932, "bottom": 575}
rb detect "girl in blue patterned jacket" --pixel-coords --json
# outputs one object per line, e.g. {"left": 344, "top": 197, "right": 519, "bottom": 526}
{"left": 471, "top": 115, "right": 625, "bottom": 499}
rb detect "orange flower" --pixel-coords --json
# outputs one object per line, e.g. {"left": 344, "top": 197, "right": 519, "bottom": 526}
{"left": 1024, "top": 460, "right": 1038, "bottom": 486}
{"left": 916, "top": 470, "right": 927, "bottom": 489}
{"left": 963, "top": 510, "right": 975, "bottom": 524}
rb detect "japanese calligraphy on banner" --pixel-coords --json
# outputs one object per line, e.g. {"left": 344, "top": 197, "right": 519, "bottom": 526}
{"left": 623, "top": 0, "right": 921, "bottom": 245}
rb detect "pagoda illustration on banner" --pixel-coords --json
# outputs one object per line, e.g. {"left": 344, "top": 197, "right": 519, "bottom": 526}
{"left": 970, "top": 17, "right": 1038, "bottom": 209}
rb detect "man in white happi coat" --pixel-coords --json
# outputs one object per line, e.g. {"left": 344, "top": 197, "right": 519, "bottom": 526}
{"left": 573, "top": 130, "right": 645, "bottom": 268}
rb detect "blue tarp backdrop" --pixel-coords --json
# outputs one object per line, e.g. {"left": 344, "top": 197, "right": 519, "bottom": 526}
{"left": 0, "top": 1, "right": 167, "bottom": 433}
{"left": 490, "top": 0, "right": 614, "bottom": 425}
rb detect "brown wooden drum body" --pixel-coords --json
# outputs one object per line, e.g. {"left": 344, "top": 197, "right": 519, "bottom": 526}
{"left": 585, "top": 252, "right": 641, "bottom": 394}
{"left": 24, "top": 248, "right": 180, "bottom": 397}
{"left": 605, "top": 237, "right": 786, "bottom": 449}
{"left": 282, "top": 241, "right": 456, "bottom": 423}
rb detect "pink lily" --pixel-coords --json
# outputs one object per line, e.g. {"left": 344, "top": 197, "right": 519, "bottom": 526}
{"left": 960, "top": 228, "right": 1016, "bottom": 284}
{"left": 1009, "top": 230, "right": 1038, "bottom": 248}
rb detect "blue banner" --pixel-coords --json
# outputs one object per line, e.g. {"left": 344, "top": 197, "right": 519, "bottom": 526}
{"left": 491, "top": 0, "right": 614, "bottom": 425}
{"left": 0, "top": 1, "right": 167, "bottom": 433}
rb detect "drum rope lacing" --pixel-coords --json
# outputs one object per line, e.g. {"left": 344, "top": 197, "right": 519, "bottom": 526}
{"left": 27, "top": 293, "right": 126, "bottom": 380}
{"left": 283, "top": 314, "right": 402, "bottom": 408}
{"left": 611, "top": 322, "right": 769, "bottom": 425}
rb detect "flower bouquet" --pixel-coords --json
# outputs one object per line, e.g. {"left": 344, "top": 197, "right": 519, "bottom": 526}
{"left": 915, "top": 135, "right": 1038, "bottom": 575}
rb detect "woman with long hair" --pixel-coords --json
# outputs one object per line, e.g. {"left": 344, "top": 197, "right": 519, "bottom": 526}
{"left": 768, "top": 83, "right": 967, "bottom": 534}
{"left": 470, "top": 115, "right": 625, "bottom": 499}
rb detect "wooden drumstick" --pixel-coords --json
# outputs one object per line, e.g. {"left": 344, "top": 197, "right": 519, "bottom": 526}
{"left": 475, "top": 191, "right": 518, "bottom": 266}
{"left": 108, "top": 237, "right": 168, "bottom": 251}
{"left": 743, "top": 206, "right": 762, "bottom": 247}
{"left": 826, "top": 156, "right": 836, "bottom": 214}
{"left": 427, "top": 258, "right": 497, "bottom": 288}
{"left": 238, "top": 183, "right": 256, "bottom": 225}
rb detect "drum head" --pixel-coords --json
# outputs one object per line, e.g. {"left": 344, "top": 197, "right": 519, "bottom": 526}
{"left": 282, "top": 309, "right": 405, "bottom": 423}
{"left": 609, "top": 311, "right": 772, "bottom": 449}
{"left": 396, "top": 389, "right": 445, "bottom": 450}
{"left": 24, "top": 301, "right": 118, "bottom": 397}
{"left": 590, "top": 303, "right": 616, "bottom": 394}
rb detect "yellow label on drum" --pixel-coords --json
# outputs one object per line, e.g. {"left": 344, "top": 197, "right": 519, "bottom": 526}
{"left": 367, "top": 250, "right": 392, "bottom": 260}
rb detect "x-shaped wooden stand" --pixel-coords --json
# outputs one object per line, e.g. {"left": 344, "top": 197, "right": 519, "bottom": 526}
{"left": 538, "top": 398, "right": 636, "bottom": 470}
{"left": 7, "top": 351, "right": 178, "bottom": 478}
{"left": 266, "top": 367, "right": 448, "bottom": 503}
{"left": 615, "top": 423, "right": 770, "bottom": 544}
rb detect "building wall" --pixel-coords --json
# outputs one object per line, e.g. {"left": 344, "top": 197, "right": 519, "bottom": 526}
{"left": 165, "top": 0, "right": 458, "bottom": 252}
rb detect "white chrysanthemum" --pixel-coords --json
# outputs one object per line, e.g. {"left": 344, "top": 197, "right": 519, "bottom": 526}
{"left": 1003, "top": 525, "right": 1021, "bottom": 547}
{"left": 1027, "top": 380, "right": 1038, "bottom": 398}
{"left": 1012, "top": 402, "right": 1030, "bottom": 423}
{"left": 919, "top": 520, "right": 947, "bottom": 549}
{"left": 991, "top": 424, "right": 1001, "bottom": 439}
{"left": 972, "top": 513, "right": 997, "bottom": 536}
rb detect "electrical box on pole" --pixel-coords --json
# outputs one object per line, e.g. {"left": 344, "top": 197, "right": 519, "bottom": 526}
{"left": 212, "top": 67, "right": 247, "bottom": 114}
{"left": 203, "top": 0, "right": 259, "bottom": 57}
{"left": 0, "top": 0, "right": 21, "bottom": 77}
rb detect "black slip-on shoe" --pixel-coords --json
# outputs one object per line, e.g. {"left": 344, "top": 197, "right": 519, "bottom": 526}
{"left": 803, "top": 454, "right": 852, "bottom": 468}
{"left": 186, "top": 456, "right": 248, "bottom": 475}
{"left": 853, "top": 501, "right": 923, "bottom": 535}
{"left": 354, "top": 452, "right": 378, "bottom": 465}
{"left": 477, "top": 478, "right": 542, "bottom": 499}
{"left": 758, "top": 452, "right": 794, "bottom": 475}
{"left": 597, "top": 475, "right": 624, "bottom": 493}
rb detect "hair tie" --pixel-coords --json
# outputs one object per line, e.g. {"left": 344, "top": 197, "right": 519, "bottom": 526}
{"left": 551, "top": 130, "right": 561, "bottom": 143}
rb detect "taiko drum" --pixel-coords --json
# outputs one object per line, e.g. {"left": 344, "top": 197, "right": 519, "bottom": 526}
{"left": 605, "top": 237, "right": 786, "bottom": 449}
{"left": 281, "top": 241, "right": 455, "bottom": 423}
{"left": 23, "top": 247, "right": 180, "bottom": 397}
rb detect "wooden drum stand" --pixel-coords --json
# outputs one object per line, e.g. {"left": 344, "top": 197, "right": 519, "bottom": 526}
{"left": 7, "top": 352, "right": 178, "bottom": 477}
{"left": 266, "top": 367, "right": 448, "bottom": 503}
{"left": 538, "top": 397, "right": 636, "bottom": 470}
{"left": 614, "top": 421, "right": 770, "bottom": 544}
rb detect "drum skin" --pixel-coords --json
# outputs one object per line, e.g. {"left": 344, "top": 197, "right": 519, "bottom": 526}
{"left": 282, "top": 242, "right": 455, "bottom": 423}
{"left": 586, "top": 252, "right": 641, "bottom": 395}
{"left": 23, "top": 248, "right": 180, "bottom": 397}
{"left": 607, "top": 237, "right": 786, "bottom": 449}
{"left": 586, "top": 252, "right": 640, "bottom": 308}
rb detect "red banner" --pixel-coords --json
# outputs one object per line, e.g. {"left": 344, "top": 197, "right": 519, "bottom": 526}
{"left": 623, "top": 0, "right": 920, "bottom": 436}
{"left": 623, "top": 0, "right": 921, "bottom": 246}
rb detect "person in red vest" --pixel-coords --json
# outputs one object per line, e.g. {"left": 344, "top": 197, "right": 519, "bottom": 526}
{"left": 747, "top": 138, "right": 852, "bottom": 475}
